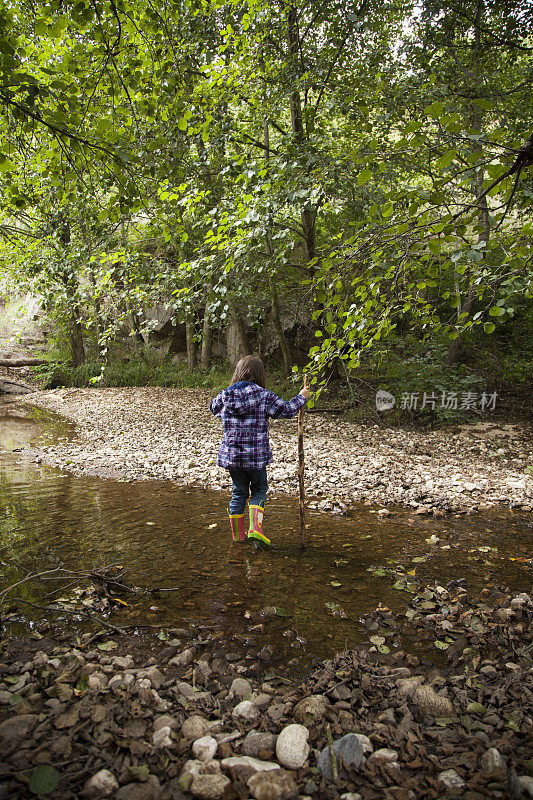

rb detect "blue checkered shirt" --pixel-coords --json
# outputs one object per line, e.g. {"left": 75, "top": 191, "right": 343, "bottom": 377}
{"left": 210, "top": 381, "right": 306, "bottom": 469}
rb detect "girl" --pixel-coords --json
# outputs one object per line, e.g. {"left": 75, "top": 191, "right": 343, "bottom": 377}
{"left": 210, "top": 355, "right": 311, "bottom": 546}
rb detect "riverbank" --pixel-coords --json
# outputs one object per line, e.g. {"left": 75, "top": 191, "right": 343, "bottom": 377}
{"left": 1, "top": 580, "right": 531, "bottom": 800}
{"left": 26, "top": 387, "right": 533, "bottom": 515}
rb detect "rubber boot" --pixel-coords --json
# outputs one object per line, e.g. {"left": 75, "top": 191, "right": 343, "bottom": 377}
{"left": 228, "top": 510, "right": 247, "bottom": 542}
{"left": 247, "top": 504, "right": 270, "bottom": 547}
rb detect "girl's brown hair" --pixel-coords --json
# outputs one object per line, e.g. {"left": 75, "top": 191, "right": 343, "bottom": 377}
{"left": 231, "top": 355, "right": 266, "bottom": 388}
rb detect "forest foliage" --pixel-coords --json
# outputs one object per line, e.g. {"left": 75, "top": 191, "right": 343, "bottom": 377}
{"left": 0, "top": 0, "right": 531, "bottom": 396}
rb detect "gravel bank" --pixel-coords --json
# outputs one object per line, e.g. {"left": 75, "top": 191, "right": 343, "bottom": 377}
{"left": 27, "top": 387, "right": 533, "bottom": 515}
{"left": 1, "top": 583, "right": 531, "bottom": 800}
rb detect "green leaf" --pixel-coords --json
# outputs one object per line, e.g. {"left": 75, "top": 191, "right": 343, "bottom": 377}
{"left": 29, "top": 766, "right": 59, "bottom": 795}
{"left": 357, "top": 168, "right": 372, "bottom": 186}
{"left": 436, "top": 150, "right": 456, "bottom": 170}
{"left": 488, "top": 306, "right": 503, "bottom": 317}
{"left": 466, "top": 702, "right": 487, "bottom": 714}
{"left": 484, "top": 322, "right": 495, "bottom": 334}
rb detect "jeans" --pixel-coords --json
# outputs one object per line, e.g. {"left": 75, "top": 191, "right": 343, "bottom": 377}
{"left": 228, "top": 467, "right": 268, "bottom": 514}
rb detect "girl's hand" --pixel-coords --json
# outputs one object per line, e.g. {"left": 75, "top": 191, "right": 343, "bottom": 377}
{"left": 300, "top": 375, "right": 311, "bottom": 400}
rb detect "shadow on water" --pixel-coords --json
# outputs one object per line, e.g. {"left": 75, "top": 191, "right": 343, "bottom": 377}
{"left": 0, "top": 403, "right": 531, "bottom": 665}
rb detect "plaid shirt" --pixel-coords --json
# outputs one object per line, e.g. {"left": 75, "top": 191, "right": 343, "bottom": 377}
{"left": 210, "top": 381, "right": 306, "bottom": 469}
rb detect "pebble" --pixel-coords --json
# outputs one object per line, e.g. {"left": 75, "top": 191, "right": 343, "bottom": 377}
{"left": 180, "top": 760, "right": 221, "bottom": 779}
{"left": 247, "top": 769, "right": 299, "bottom": 800}
{"left": 411, "top": 684, "right": 454, "bottom": 716}
{"left": 317, "top": 733, "right": 364, "bottom": 780}
{"left": 340, "top": 795, "right": 362, "bottom": 800}
{"left": 438, "top": 769, "right": 466, "bottom": 792}
{"left": 292, "top": 694, "right": 329, "bottom": 724}
{"left": 0, "top": 714, "right": 39, "bottom": 742}
{"left": 152, "top": 726, "right": 173, "bottom": 748}
{"left": 369, "top": 748, "right": 398, "bottom": 763}
{"left": 480, "top": 748, "right": 507, "bottom": 780}
{"left": 169, "top": 647, "right": 195, "bottom": 667}
{"left": 352, "top": 733, "right": 373, "bottom": 754}
{"left": 230, "top": 677, "right": 252, "bottom": 700}
{"left": 190, "top": 773, "right": 230, "bottom": 800}
{"left": 221, "top": 756, "right": 280, "bottom": 773}
{"left": 275, "top": 723, "right": 310, "bottom": 769}
{"left": 182, "top": 715, "right": 210, "bottom": 740}
{"left": 232, "top": 700, "right": 260, "bottom": 724}
{"left": 192, "top": 736, "right": 218, "bottom": 762}
{"left": 153, "top": 714, "right": 178, "bottom": 732}
{"left": 82, "top": 769, "right": 119, "bottom": 798}
{"left": 242, "top": 732, "right": 278, "bottom": 758}
{"left": 520, "top": 776, "right": 533, "bottom": 798}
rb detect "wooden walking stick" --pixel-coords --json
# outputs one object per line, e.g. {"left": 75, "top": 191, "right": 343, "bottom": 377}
{"left": 298, "top": 374, "right": 310, "bottom": 548}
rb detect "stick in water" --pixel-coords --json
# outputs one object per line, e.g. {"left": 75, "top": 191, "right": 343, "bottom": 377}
{"left": 298, "top": 374, "right": 310, "bottom": 548}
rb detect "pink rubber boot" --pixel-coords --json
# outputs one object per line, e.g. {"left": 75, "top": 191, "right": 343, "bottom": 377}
{"left": 228, "top": 510, "right": 247, "bottom": 542}
{"left": 247, "top": 505, "right": 271, "bottom": 547}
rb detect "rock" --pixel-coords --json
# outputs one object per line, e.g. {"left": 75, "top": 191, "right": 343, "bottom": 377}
{"left": 182, "top": 715, "right": 210, "bottom": 740}
{"left": 221, "top": 756, "right": 280, "bottom": 774}
{"left": 411, "top": 684, "right": 454, "bottom": 716}
{"left": 396, "top": 676, "right": 424, "bottom": 697}
{"left": 82, "top": 769, "right": 119, "bottom": 798}
{"left": 352, "top": 734, "right": 373, "bottom": 755}
{"left": 112, "top": 656, "right": 134, "bottom": 669}
{"left": 180, "top": 760, "right": 221, "bottom": 779}
{"left": 192, "top": 736, "right": 218, "bottom": 762}
{"left": 480, "top": 748, "right": 507, "bottom": 780}
{"left": 144, "top": 667, "right": 165, "bottom": 689}
{"left": 275, "top": 723, "right": 309, "bottom": 769}
{"left": 317, "top": 733, "right": 364, "bottom": 781}
{"left": 190, "top": 773, "right": 230, "bottom": 799}
{"left": 340, "top": 795, "right": 362, "bottom": 800}
{"left": 292, "top": 694, "right": 329, "bottom": 725}
{"left": 438, "top": 769, "right": 465, "bottom": 793}
{"left": 519, "top": 776, "right": 533, "bottom": 798}
{"left": 153, "top": 714, "right": 178, "bottom": 732}
{"left": 152, "top": 726, "right": 173, "bottom": 748}
{"left": 229, "top": 677, "right": 252, "bottom": 700}
{"left": 242, "top": 732, "right": 278, "bottom": 759}
{"left": 0, "top": 714, "right": 39, "bottom": 743}
{"left": 247, "top": 770, "right": 299, "bottom": 800}
{"left": 169, "top": 648, "right": 195, "bottom": 667}
{"left": 369, "top": 748, "right": 398, "bottom": 763}
{"left": 232, "top": 700, "right": 260, "bottom": 724}
{"left": 115, "top": 775, "right": 161, "bottom": 800}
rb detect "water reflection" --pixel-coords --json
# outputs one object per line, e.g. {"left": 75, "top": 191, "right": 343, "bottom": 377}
{"left": 0, "top": 404, "right": 531, "bottom": 662}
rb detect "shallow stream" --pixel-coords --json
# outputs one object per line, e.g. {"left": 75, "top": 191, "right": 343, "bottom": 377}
{"left": 0, "top": 404, "right": 531, "bottom": 667}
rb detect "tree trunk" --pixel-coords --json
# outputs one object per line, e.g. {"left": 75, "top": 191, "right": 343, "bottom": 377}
{"left": 186, "top": 318, "right": 197, "bottom": 369}
{"left": 287, "top": 5, "right": 317, "bottom": 269}
{"left": 270, "top": 279, "right": 292, "bottom": 374}
{"left": 228, "top": 298, "right": 252, "bottom": 357}
{"left": 201, "top": 282, "right": 213, "bottom": 370}
{"left": 446, "top": 4, "right": 489, "bottom": 365}
{"left": 68, "top": 307, "right": 86, "bottom": 368}
{"left": 57, "top": 214, "right": 85, "bottom": 367}
{"left": 264, "top": 115, "right": 293, "bottom": 374}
